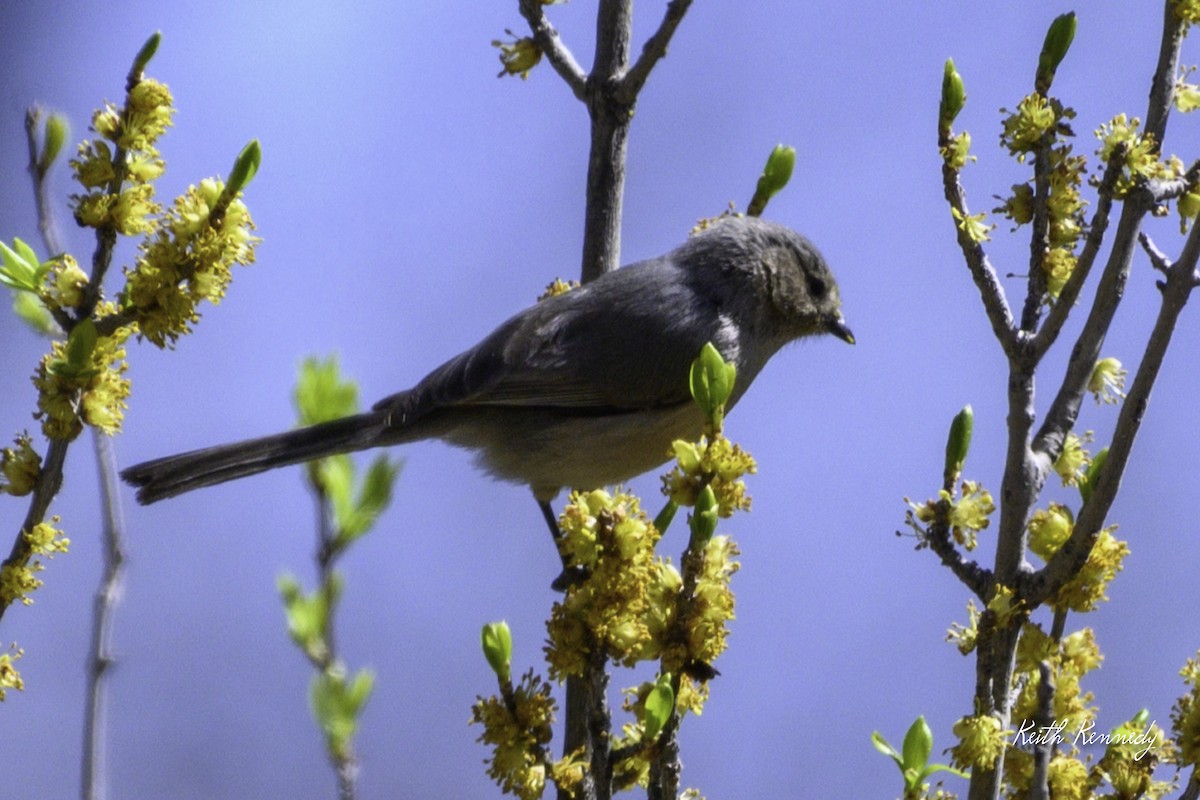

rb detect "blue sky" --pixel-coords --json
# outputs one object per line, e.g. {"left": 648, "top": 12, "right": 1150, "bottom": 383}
{"left": 3, "top": 2, "right": 1200, "bottom": 798}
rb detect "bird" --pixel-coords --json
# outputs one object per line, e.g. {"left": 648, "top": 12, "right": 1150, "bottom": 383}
{"left": 121, "top": 216, "right": 853, "bottom": 523}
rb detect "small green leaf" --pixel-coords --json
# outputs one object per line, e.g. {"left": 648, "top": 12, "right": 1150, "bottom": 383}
{"left": 643, "top": 674, "right": 675, "bottom": 741}
{"left": 12, "top": 292, "right": 55, "bottom": 335}
{"left": 295, "top": 355, "right": 359, "bottom": 425}
{"left": 66, "top": 318, "right": 99, "bottom": 371}
{"left": 653, "top": 499, "right": 679, "bottom": 535}
{"left": 481, "top": 621, "right": 513, "bottom": 682}
{"left": 871, "top": 730, "right": 904, "bottom": 768}
{"left": 902, "top": 716, "right": 933, "bottom": 773}
{"left": 0, "top": 238, "right": 39, "bottom": 291}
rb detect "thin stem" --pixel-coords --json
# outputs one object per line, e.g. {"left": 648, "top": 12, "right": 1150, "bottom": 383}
{"left": 620, "top": 0, "right": 694, "bottom": 101}
{"left": 517, "top": 0, "right": 587, "bottom": 99}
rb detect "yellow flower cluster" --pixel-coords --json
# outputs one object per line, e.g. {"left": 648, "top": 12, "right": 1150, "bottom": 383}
{"left": 39, "top": 255, "right": 89, "bottom": 311}
{"left": 70, "top": 78, "right": 174, "bottom": 235}
{"left": 0, "top": 519, "right": 69, "bottom": 608}
{"left": 1172, "top": 651, "right": 1200, "bottom": 767}
{"left": 471, "top": 669, "right": 566, "bottom": 800}
{"left": 940, "top": 131, "right": 975, "bottom": 170}
{"left": 1000, "top": 94, "right": 1066, "bottom": 158}
{"left": 946, "top": 598, "right": 981, "bottom": 655}
{"left": 950, "top": 713, "right": 1010, "bottom": 771}
{"left": 0, "top": 646, "right": 24, "bottom": 701}
{"left": 545, "top": 490, "right": 678, "bottom": 677}
{"left": 909, "top": 480, "right": 996, "bottom": 551}
{"left": 1175, "top": 0, "right": 1200, "bottom": 26}
{"left": 1095, "top": 114, "right": 1182, "bottom": 197}
{"left": 1027, "top": 504, "right": 1128, "bottom": 612}
{"left": 671, "top": 535, "right": 740, "bottom": 673}
{"left": 33, "top": 318, "right": 133, "bottom": 440}
{"left": 0, "top": 433, "right": 41, "bottom": 496}
{"left": 1012, "top": 626, "right": 1100, "bottom": 735}
{"left": 537, "top": 278, "right": 578, "bottom": 301}
{"left": 662, "top": 435, "right": 757, "bottom": 517}
{"left": 122, "top": 178, "right": 259, "bottom": 347}
{"left": 951, "top": 207, "right": 993, "bottom": 244}
{"left": 1088, "top": 357, "right": 1127, "bottom": 405}
{"left": 1095, "top": 717, "right": 1174, "bottom": 799}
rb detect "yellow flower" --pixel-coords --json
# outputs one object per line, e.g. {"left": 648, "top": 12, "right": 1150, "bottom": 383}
{"left": 1054, "top": 526, "right": 1128, "bottom": 612}
{"left": 1052, "top": 431, "right": 1092, "bottom": 486}
{"left": 661, "top": 434, "right": 756, "bottom": 516}
{"left": 0, "top": 646, "right": 25, "bottom": 701}
{"left": 471, "top": 669, "right": 557, "bottom": 800}
{"left": 1042, "top": 247, "right": 1077, "bottom": 299}
{"left": 1001, "top": 94, "right": 1059, "bottom": 156}
{"left": 940, "top": 131, "right": 975, "bottom": 169}
{"left": 39, "top": 255, "right": 90, "bottom": 310}
{"left": 492, "top": 31, "right": 543, "bottom": 79}
{"left": 952, "top": 207, "right": 994, "bottom": 243}
{"left": 1088, "top": 357, "right": 1127, "bottom": 404}
{"left": 25, "top": 519, "right": 69, "bottom": 556}
{"left": 1, "top": 433, "right": 41, "bottom": 496}
{"left": 946, "top": 599, "right": 980, "bottom": 655}
{"left": 1028, "top": 503, "right": 1073, "bottom": 560}
{"left": 1046, "top": 755, "right": 1090, "bottom": 800}
{"left": 0, "top": 563, "right": 43, "bottom": 606}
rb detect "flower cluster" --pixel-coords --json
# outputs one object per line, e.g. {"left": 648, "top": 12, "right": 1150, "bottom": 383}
{"left": 1088, "top": 357, "right": 1127, "bottom": 405}
{"left": 545, "top": 489, "right": 678, "bottom": 677}
{"left": 670, "top": 534, "right": 740, "bottom": 673}
{"left": 950, "top": 713, "right": 1010, "bottom": 771}
{"left": 471, "top": 669, "right": 581, "bottom": 800}
{"left": 1095, "top": 114, "right": 1181, "bottom": 197}
{"left": 907, "top": 480, "right": 996, "bottom": 551}
{"left": 38, "top": 255, "right": 90, "bottom": 311}
{"left": 0, "top": 519, "right": 69, "bottom": 608}
{"left": 0, "top": 433, "right": 41, "bottom": 496}
{"left": 121, "top": 177, "right": 259, "bottom": 347}
{"left": 1172, "top": 651, "right": 1200, "bottom": 767}
{"left": 32, "top": 315, "right": 133, "bottom": 440}
{"left": 1052, "top": 430, "right": 1092, "bottom": 486}
{"left": 662, "top": 435, "right": 757, "bottom": 517}
{"left": 70, "top": 78, "right": 173, "bottom": 236}
{"left": 492, "top": 30, "right": 542, "bottom": 79}
{"left": 0, "top": 645, "right": 24, "bottom": 701}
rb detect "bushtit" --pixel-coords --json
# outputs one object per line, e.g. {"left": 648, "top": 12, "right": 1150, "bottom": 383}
{"left": 122, "top": 216, "right": 853, "bottom": 508}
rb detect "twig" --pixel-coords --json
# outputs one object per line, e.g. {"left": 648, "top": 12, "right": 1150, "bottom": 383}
{"left": 1027, "top": 661, "right": 1056, "bottom": 800}
{"left": 1144, "top": 1, "right": 1187, "bottom": 148}
{"left": 620, "top": 0, "right": 694, "bottom": 101}
{"left": 940, "top": 161, "right": 1019, "bottom": 357}
{"left": 517, "top": 0, "right": 587, "bottom": 99}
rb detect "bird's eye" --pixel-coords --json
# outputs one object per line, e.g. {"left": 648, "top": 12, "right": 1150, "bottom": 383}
{"left": 806, "top": 274, "right": 827, "bottom": 299}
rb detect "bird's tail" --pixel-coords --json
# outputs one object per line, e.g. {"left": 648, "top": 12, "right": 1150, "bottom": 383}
{"left": 121, "top": 411, "right": 391, "bottom": 505}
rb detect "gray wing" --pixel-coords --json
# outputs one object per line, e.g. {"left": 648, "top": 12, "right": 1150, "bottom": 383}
{"left": 374, "top": 258, "right": 729, "bottom": 421}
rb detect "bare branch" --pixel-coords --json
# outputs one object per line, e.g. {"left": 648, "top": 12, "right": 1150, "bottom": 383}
{"left": 1144, "top": 0, "right": 1188, "bottom": 148}
{"left": 518, "top": 0, "right": 588, "bottom": 99}
{"left": 620, "top": 0, "right": 694, "bottom": 102}
{"left": 1139, "top": 231, "right": 1172, "bottom": 275}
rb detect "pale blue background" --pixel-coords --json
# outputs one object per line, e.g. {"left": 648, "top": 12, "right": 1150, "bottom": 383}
{"left": 2, "top": 2, "right": 1199, "bottom": 798}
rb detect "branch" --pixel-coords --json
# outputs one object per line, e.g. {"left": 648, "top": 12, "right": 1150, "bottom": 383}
{"left": 1019, "top": 143, "right": 1054, "bottom": 334}
{"left": 940, "top": 161, "right": 1020, "bottom": 357}
{"left": 1144, "top": 0, "right": 1187, "bottom": 148}
{"left": 922, "top": 520, "right": 993, "bottom": 600}
{"left": 1024, "top": 214, "right": 1200, "bottom": 606}
{"left": 518, "top": 0, "right": 587, "bottom": 99}
{"left": 619, "top": 0, "right": 694, "bottom": 101}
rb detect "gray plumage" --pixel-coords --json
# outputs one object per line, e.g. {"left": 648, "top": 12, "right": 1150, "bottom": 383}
{"left": 122, "top": 216, "right": 852, "bottom": 504}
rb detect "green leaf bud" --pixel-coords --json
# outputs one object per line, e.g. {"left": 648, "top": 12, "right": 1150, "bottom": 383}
{"left": 689, "top": 485, "right": 718, "bottom": 547}
{"left": 481, "top": 621, "right": 513, "bottom": 682}
{"left": 66, "top": 318, "right": 98, "bottom": 372}
{"left": 747, "top": 144, "right": 796, "bottom": 217}
{"left": 939, "top": 59, "right": 966, "bottom": 135}
{"left": 689, "top": 342, "right": 736, "bottom": 421}
{"left": 943, "top": 404, "right": 974, "bottom": 484}
{"left": 226, "top": 139, "right": 262, "bottom": 195}
{"left": 132, "top": 32, "right": 162, "bottom": 76}
{"left": 1036, "top": 12, "right": 1077, "bottom": 93}
{"left": 38, "top": 113, "right": 70, "bottom": 174}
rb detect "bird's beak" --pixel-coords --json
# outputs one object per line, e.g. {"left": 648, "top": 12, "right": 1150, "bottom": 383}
{"left": 826, "top": 316, "right": 855, "bottom": 345}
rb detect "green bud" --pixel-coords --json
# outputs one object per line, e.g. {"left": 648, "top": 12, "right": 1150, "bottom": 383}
{"left": 481, "top": 621, "right": 513, "bottom": 682}
{"left": 690, "top": 485, "right": 718, "bottom": 547}
{"left": 1079, "top": 446, "right": 1108, "bottom": 504}
{"left": 653, "top": 498, "right": 679, "bottom": 535}
{"left": 226, "top": 139, "right": 262, "bottom": 195}
{"left": 943, "top": 404, "right": 974, "bottom": 484}
{"left": 902, "top": 716, "right": 933, "bottom": 772}
{"left": 747, "top": 144, "right": 796, "bottom": 217}
{"left": 1129, "top": 708, "right": 1150, "bottom": 728}
{"left": 689, "top": 342, "right": 736, "bottom": 421}
{"left": 132, "top": 32, "right": 162, "bottom": 76}
{"left": 1036, "top": 12, "right": 1077, "bottom": 93}
{"left": 38, "top": 113, "right": 70, "bottom": 174}
{"left": 643, "top": 673, "right": 675, "bottom": 741}
{"left": 939, "top": 59, "right": 966, "bottom": 135}
{"left": 65, "top": 318, "right": 98, "bottom": 372}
